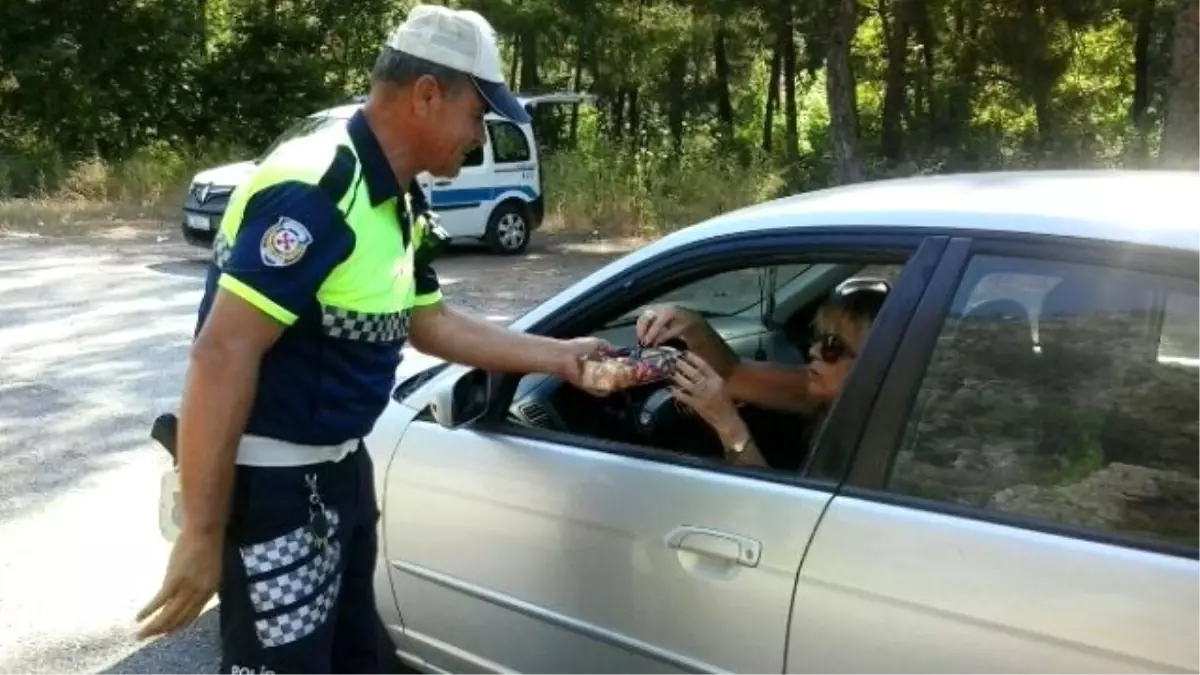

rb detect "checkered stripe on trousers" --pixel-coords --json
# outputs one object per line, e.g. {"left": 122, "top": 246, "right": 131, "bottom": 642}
{"left": 254, "top": 573, "right": 343, "bottom": 649}
{"left": 248, "top": 538, "right": 342, "bottom": 614}
{"left": 321, "top": 306, "right": 409, "bottom": 343}
{"left": 238, "top": 510, "right": 341, "bottom": 578}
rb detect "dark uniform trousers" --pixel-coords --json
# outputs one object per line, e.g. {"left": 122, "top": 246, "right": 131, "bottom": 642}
{"left": 218, "top": 444, "right": 382, "bottom": 674}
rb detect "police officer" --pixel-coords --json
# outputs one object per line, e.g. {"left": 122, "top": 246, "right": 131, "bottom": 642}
{"left": 134, "top": 5, "right": 608, "bottom": 672}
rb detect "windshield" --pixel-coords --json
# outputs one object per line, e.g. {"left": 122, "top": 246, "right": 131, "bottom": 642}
{"left": 256, "top": 114, "right": 346, "bottom": 162}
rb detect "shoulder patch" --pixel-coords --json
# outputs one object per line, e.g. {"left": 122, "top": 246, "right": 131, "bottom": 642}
{"left": 260, "top": 217, "right": 313, "bottom": 267}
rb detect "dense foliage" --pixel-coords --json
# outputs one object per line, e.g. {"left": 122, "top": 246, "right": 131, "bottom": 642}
{"left": 1, "top": 0, "right": 1195, "bottom": 229}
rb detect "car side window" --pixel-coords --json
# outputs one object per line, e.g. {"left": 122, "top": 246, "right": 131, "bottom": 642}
{"left": 488, "top": 121, "right": 530, "bottom": 164}
{"left": 501, "top": 256, "right": 911, "bottom": 478}
{"left": 889, "top": 254, "right": 1198, "bottom": 550}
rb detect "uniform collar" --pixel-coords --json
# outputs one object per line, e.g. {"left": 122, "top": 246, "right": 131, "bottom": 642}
{"left": 347, "top": 110, "right": 403, "bottom": 207}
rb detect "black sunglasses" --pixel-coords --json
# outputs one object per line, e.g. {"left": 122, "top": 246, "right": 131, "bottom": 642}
{"left": 812, "top": 332, "right": 856, "bottom": 364}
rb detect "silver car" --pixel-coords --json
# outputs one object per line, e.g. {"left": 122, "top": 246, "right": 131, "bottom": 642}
{"left": 365, "top": 170, "right": 1199, "bottom": 674}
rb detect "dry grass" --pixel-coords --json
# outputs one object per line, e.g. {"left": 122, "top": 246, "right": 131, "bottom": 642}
{"left": 0, "top": 197, "right": 175, "bottom": 240}
{"left": 0, "top": 139, "right": 247, "bottom": 240}
{"left": 2, "top": 140, "right": 789, "bottom": 243}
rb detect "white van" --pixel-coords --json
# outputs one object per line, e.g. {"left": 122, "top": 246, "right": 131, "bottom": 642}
{"left": 180, "top": 92, "right": 593, "bottom": 254}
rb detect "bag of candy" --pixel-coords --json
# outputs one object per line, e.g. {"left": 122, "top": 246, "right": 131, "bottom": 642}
{"left": 578, "top": 346, "right": 681, "bottom": 393}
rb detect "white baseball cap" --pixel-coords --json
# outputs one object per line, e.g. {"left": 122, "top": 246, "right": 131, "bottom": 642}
{"left": 385, "top": 4, "right": 530, "bottom": 124}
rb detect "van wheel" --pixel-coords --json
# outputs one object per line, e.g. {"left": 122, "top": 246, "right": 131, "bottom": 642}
{"left": 485, "top": 202, "right": 530, "bottom": 255}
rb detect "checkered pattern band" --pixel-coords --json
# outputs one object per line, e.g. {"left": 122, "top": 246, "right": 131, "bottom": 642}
{"left": 321, "top": 306, "right": 410, "bottom": 343}
{"left": 238, "top": 510, "right": 341, "bottom": 578}
{"left": 254, "top": 573, "right": 343, "bottom": 648}
{"left": 248, "top": 539, "right": 342, "bottom": 614}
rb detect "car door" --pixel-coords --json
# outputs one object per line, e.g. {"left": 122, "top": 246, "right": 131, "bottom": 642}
{"left": 787, "top": 237, "right": 1200, "bottom": 673}
{"left": 379, "top": 231, "right": 946, "bottom": 674}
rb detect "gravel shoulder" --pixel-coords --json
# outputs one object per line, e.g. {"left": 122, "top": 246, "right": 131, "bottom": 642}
{"left": 0, "top": 227, "right": 634, "bottom": 674}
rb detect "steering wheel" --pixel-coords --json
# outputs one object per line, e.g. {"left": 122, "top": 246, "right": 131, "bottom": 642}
{"left": 635, "top": 386, "right": 685, "bottom": 440}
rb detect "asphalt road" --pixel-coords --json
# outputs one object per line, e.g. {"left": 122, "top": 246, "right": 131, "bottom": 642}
{"left": 0, "top": 233, "right": 623, "bottom": 674}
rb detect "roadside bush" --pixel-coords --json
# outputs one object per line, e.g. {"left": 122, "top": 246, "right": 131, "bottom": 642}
{"left": 542, "top": 143, "right": 788, "bottom": 238}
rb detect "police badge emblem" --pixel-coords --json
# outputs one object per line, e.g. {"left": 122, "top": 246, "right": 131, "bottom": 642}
{"left": 260, "top": 217, "right": 313, "bottom": 267}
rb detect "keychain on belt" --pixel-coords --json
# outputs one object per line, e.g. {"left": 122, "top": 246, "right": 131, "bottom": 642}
{"left": 305, "top": 473, "right": 332, "bottom": 551}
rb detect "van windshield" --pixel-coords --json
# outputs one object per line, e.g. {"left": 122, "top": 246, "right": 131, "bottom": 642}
{"left": 256, "top": 114, "right": 346, "bottom": 162}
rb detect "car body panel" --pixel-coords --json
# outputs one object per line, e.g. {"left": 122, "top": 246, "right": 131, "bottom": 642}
{"left": 363, "top": 171, "right": 1198, "bottom": 673}
{"left": 787, "top": 496, "right": 1199, "bottom": 674}
{"left": 383, "top": 420, "right": 833, "bottom": 673}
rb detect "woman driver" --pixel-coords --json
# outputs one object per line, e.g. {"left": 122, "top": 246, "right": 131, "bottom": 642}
{"left": 636, "top": 279, "right": 889, "bottom": 468}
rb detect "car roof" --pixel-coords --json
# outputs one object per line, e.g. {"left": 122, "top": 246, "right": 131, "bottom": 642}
{"left": 664, "top": 170, "right": 1199, "bottom": 253}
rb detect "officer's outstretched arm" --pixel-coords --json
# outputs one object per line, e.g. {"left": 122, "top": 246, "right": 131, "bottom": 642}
{"left": 409, "top": 303, "right": 609, "bottom": 387}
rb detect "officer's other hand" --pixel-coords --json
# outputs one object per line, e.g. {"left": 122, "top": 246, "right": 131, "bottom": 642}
{"left": 557, "top": 336, "right": 614, "bottom": 396}
{"left": 135, "top": 528, "right": 223, "bottom": 640}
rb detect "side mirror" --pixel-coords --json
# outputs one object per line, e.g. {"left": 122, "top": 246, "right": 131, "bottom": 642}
{"left": 429, "top": 369, "right": 490, "bottom": 429}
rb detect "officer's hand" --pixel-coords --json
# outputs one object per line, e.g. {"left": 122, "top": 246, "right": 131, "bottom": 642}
{"left": 557, "top": 337, "right": 614, "bottom": 396}
{"left": 135, "top": 528, "right": 223, "bottom": 640}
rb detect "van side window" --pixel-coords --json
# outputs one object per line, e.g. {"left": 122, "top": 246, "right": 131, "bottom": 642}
{"left": 888, "top": 255, "right": 1198, "bottom": 550}
{"left": 488, "top": 121, "right": 530, "bottom": 164}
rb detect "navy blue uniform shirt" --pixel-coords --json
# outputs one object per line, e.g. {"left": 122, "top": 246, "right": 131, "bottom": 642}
{"left": 194, "top": 111, "right": 440, "bottom": 445}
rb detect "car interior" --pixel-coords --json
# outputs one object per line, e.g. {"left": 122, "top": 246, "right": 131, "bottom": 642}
{"left": 501, "top": 259, "right": 908, "bottom": 473}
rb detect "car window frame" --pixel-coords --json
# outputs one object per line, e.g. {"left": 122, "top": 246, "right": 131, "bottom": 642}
{"left": 455, "top": 227, "right": 949, "bottom": 491}
{"left": 841, "top": 230, "right": 1200, "bottom": 559}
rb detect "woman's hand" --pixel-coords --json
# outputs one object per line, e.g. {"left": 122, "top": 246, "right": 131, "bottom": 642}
{"left": 636, "top": 306, "right": 706, "bottom": 348}
{"left": 668, "top": 352, "right": 742, "bottom": 436}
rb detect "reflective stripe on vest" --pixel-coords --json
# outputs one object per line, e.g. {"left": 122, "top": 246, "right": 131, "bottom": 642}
{"left": 213, "top": 127, "right": 428, "bottom": 343}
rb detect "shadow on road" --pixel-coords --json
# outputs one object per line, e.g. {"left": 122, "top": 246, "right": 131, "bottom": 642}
{"left": 99, "top": 608, "right": 221, "bottom": 674}
{"left": 146, "top": 259, "right": 210, "bottom": 279}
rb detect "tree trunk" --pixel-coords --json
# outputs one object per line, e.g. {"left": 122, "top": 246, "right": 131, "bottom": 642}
{"left": 915, "top": 0, "right": 937, "bottom": 149}
{"left": 881, "top": 0, "right": 912, "bottom": 165}
{"left": 945, "top": 0, "right": 979, "bottom": 151}
{"left": 782, "top": 1, "right": 800, "bottom": 169}
{"left": 1033, "top": 92, "right": 1053, "bottom": 159}
{"left": 612, "top": 89, "right": 626, "bottom": 141}
{"left": 1130, "top": 0, "right": 1156, "bottom": 161}
{"left": 667, "top": 48, "right": 688, "bottom": 156}
{"left": 763, "top": 37, "right": 781, "bottom": 153}
{"left": 508, "top": 36, "right": 520, "bottom": 87}
{"left": 569, "top": 39, "right": 585, "bottom": 148}
{"left": 627, "top": 86, "right": 640, "bottom": 148}
{"left": 714, "top": 21, "right": 735, "bottom": 139}
{"left": 826, "top": 0, "right": 864, "bottom": 183}
{"left": 1161, "top": 0, "right": 1199, "bottom": 169}
{"left": 519, "top": 32, "right": 539, "bottom": 92}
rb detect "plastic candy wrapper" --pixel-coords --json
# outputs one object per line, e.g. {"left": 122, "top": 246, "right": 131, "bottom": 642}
{"left": 579, "top": 346, "right": 681, "bottom": 393}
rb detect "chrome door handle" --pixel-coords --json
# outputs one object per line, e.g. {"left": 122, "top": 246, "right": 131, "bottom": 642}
{"left": 666, "top": 526, "right": 761, "bottom": 568}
